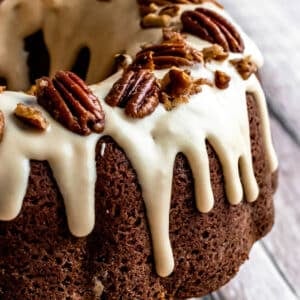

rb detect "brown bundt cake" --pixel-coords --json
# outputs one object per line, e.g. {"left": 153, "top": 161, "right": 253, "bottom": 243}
{"left": 0, "top": 0, "right": 278, "bottom": 299}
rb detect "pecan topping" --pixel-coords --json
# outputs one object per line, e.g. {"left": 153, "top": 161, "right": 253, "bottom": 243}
{"left": 215, "top": 70, "right": 231, "bottom": 89}
{"left": 14, "top": 103, "right": 49, "bottom": 131}
{"left": 159, "top": 5, "right": 180, "bottom": 17}
{"left": 230, "top": 56, "right": 258, "bottom": 80}
{"left": 134, "top": 38, "right": 203, "bottom": 70}
{"left": 105, "top": 69, "right": 159, "bottom": 118}
{"left": 161, "top": 68, "right": 193, "bottom": 96}
{"left": 0, "top": 110, "right": 4, "bottom": 142}
{"left": 138, "top": 0, "right": 223, "bottom": 9}
{"left": 141, "top": 13, "right": 171, "bottom": 28}
{"left": 26, "top": 85, "right": 37, "bottom": 96}
{"left": 113, "top": 54, "right": 133, "bottom": 71}
{"left": 139, "top": 3, "right": 158, "bottom": 16}
{"left": 36, "top": 71, "right": 105, "bottom": 135}
{"left": 162, "top": 28, "right": 186, "bottom": 42}
{"left": 202, "top": 44, "right": 229, "bottom": 62}
{"left": 181, "top": 8, "right": 244, "bottom": 53}
{"left": 160, "top": 68, "right": 212, "bottom": 110}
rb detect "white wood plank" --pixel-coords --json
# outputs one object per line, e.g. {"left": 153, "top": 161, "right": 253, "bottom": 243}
{"left": 211, "top": 242, "right": 297, "bottom": 300}
{"left": 261, "top": 118, "right": 300, "bottom": 296}
{"left": 221, "top": 0, "right": 300, "bottom": 144}
{"left": 205, "top": 117, "right": 300, "bottom": 299}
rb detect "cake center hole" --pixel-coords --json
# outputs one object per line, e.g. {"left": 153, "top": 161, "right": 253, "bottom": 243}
{"left": 24, "top": 30, "right": 50, "bottom": 84}
{"left": 71, "top": 46, "right": 91, "bottom": 81}
{"left": 0, "top": 77, "right": 7, "bottom": 87}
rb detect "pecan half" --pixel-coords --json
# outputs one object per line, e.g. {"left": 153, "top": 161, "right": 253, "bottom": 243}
{"left": 215, "top": 70, "right": 230, "bottom": 89}
{"left": 36, "top": 71, "right": 105, "bottom": 135}
{"left": 230, "top": 56, "right": 257, "bottom": 80}
{"left": 0, "top": 86, "right": 6, "bottom": 93}
{"left": 134, "top": 39, "right": 203, "bottom": 70}
{"left": 105, "top": 69, "right": 159, "bottom": 118}
{"left": 181, "top": 8, "right": 244, "bottom": 53}
{"left": 14, "top": 103, "right": 49, "bottom": 131}
{"left": 0, "top": 110, "right": 4, "bottom": 142}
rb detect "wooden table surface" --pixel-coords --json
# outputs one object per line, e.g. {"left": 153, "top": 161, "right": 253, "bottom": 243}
{"left": 198, "top": 1, "right": 300, "bottom": 299}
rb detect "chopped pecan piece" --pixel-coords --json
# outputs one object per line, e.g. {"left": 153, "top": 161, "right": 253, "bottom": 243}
{"left": 230, "top": 56, "right": 258, "bottom": 80}
{"left": 141, "top": 13, "right": 171, "bottom": 28}
{"left": 14, "top": 103, "right": 49, "bottom": 131}
{"left": 159, "top": 5, "right": 180, "bottom": 17}
{"left": 160, "top": 68, "right": 191, "bottom": 110}
{"left": 105, "top": 69, "right": 159, "bottom": 118}
{"left": 0, "top": 110, "right": 4, "bottom": 142}
{"left": 139, "top": 3, "right": 159, "bottom": 16}
{"left": 134, "top": 39, "right": 203, "bottom": 70}
{"left": 162, "top": 28, "right": 186, "bottom": 43}
{"left": 189, "top": 77, "right": 213, "bottom": 95}
{"left": 202, "top": 44, "right": 229, "bottom": 62}
{"left": 181, "top": 8, "right": 244, "bottom": 53}
{"left": 160, "top": 68, "right": 212, "bottom": 110}
{"left": 215, "top": 70, "right": 231, "bottom": 89}
{"left": 161, "top": 68, "right": 193, "bottom": 97}
{"left": 36, "top": 71, "right": 105, "bottom": 135}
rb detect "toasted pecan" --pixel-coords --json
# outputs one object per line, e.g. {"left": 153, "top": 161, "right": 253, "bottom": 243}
{"left": 230, "top": 56, "right": 258, "bottom": 80}
{"left": 14, "top": 103, "right": 49, "bottom": 131}
{"left": 160, "top": 68, "right": 212, "bottom": 110}
{"left": 134, "top": 38, "right": 203, "bottom": 70}
{"left": 36, "top": 71, "right": 105, "bottom": 135}
{"left": 215, "top": 70, "right": 231, "bottom": 89}
{"left": 202, "top": 44, "right": 229, "bottom": 62}
{"left": 105, "top": 69, "right": 159, "bottom": 118}
{"left": 181, "top": 8, "right": 244, "bottom": 53}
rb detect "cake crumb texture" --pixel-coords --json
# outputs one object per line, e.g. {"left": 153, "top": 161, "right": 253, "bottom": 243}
{"left": 0, "top": 94, "right": 275, "bottom": 299}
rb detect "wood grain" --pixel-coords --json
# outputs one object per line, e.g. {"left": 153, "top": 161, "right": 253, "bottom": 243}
{"left": 221, "top": 0, "right": 300, "bottom": 144}
{"left": 193, "top": 115, "right": 300, "bottom": 300}
{"left": 206, "top": 2, "right": 300, "bottom": 299}
{"left": 262, "top": 118, "right": 300, "bottom": 297}
{"left": 212, "top": 242, "right": 298, "bottom": 300}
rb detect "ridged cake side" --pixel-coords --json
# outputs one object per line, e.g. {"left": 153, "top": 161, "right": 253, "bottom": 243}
{"left": 0, "top": 94, "right": 276, "bottom": 299}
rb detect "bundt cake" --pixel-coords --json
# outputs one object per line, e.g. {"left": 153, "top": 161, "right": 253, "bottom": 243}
{"left": 0, "top": 0, "right": 278, "bottom": 299}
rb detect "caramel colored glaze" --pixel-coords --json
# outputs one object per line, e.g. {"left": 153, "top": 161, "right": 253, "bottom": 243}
{"left": 0, "top": 94, "right": 275, "bottom": 299}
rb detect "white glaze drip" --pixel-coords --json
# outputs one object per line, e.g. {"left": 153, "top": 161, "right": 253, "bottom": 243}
{"left": 0, "top": 1, "right": 278, "bottom": 277}
{"left": 0, "top": 94, "right": 99, "bottom": 237}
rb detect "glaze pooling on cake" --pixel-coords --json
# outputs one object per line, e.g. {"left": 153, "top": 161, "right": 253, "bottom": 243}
{"left": 0, "top": 0, "right": 143, "bottom": 90}
{"left": 0, "top": 0, "right": 262, "bottom": 90}
{"left": 0, "top": 1, "right": 277, "bottom": 279}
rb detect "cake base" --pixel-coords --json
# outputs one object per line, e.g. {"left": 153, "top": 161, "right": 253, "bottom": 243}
{"left": 0, "top": 93, "right": 276, "bottom": 299}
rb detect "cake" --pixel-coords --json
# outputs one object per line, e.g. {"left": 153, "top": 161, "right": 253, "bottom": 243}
{"left": 0, "top": 0, "right": 278, "bottom": 299}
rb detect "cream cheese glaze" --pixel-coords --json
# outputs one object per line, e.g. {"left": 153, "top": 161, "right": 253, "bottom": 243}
{"left": 0, "top": 0, "right": 159, "bottom": 90}
{"left": 0, "top": 1, "right": 277, "bottom": 278}
{"left": 0, "top": 0, "right": 262, "bottom": 90}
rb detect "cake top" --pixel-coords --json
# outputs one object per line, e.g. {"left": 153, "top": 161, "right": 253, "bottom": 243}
{"left": 0, "top": 0, "right": 277, "bottom": 277}
{"left": 0, "top": 0, "right": 262, "bottom": 90}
